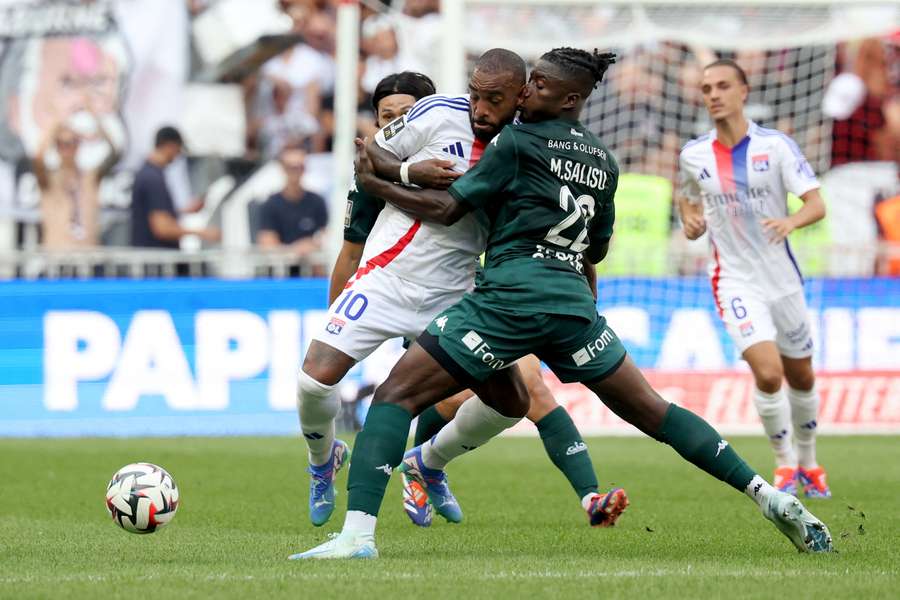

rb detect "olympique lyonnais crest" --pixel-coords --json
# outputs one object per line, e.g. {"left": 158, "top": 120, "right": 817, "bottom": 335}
{"left": 326, "top": 316, "right": 346, "bottom": 335}
{"left": 752, "top": 154, "right": 770, "bottom": 172}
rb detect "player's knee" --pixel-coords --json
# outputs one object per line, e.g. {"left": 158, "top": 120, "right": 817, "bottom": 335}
{"left": 524, "top": 378, "right": 556, "bottom": 416}
{"left": 371, "top": 379, "right": 412, "bottom": 411}
{"left": 301, "top": 341, "right": 354, "bottom": 386}
{"left": 785, "top": 368, "right": 815, "bottom": 392}
{"left": 437, "top": 393, "right": 469, "bottom": 419}
{"left": 753, "top": 364, "right": 784, "bottom": 393}
{"left": 506, "top": 393, "right": 531, "bottom": 419}
{"left": 301, "top": 357, "right": 338, "bottom": 386}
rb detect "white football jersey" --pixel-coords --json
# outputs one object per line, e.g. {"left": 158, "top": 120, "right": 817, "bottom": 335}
{"left": 679, "top": 120, "right": 820, "bottom": 299}
{"left": 353, "top": 94, "right": 488, "bottom": 293}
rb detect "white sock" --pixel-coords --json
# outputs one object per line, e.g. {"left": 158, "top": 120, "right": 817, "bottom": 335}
{"left": 788, "top": 385, "right": 820, "bottom": 469}
{"left": 581, "top": 493, "right": 597, "bottom": 511}
{"left": 421, "top": 396, "right": 521, "bottom": 470}
{"left": 745, "top": 474, "right": 777, "bottom": 508}
{"left": 752, "top": 387, "right": 797, "bottom": 467}
{"left": 342, "top": 510, "right": 376, "bottom": 536}
{"left": 297, "top": 370, "right": 340, "bottom": 466}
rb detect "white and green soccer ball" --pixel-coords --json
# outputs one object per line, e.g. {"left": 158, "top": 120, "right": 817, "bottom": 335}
{"left": 105, "top": 463, "right": 179, "bottom": 534}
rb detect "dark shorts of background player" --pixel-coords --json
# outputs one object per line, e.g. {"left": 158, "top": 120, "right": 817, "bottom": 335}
{"left": 418, "top": 294, "right": 627, "bottom": 386}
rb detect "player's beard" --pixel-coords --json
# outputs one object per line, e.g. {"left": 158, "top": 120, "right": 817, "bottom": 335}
{"left": 469, "top": 114, "right": 497, "bottom": 142}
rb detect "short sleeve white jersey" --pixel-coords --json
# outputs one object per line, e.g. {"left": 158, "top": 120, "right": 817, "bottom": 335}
{"left": 356, "top": 94, "right": 488, "bottom": 292}
{"left": 678, "top": 120, "right": 820, "bottom": 298}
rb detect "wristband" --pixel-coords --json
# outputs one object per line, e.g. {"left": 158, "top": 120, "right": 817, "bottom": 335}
{"left": 400, "top": 162, "right": 411, "bottom": 185}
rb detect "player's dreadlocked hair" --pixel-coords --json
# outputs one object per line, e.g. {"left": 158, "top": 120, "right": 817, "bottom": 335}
{"left": 541, "top": 47, "right": 617, "bottom": 91}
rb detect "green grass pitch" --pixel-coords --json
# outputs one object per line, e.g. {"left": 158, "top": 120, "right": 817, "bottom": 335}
{"left": 1, "top": 435, "right": 897, "bottom": 598}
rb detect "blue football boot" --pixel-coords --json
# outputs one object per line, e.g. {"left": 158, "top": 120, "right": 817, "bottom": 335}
{"left": 397, "top": 444, "right": 462, "bottom": 524}
{"left": 307, "top": 439, "right": 350, "bottom": 526}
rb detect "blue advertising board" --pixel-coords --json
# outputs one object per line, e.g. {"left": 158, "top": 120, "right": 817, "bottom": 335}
{"left": 0, "top": 278, "right": 897, "bottom": 436}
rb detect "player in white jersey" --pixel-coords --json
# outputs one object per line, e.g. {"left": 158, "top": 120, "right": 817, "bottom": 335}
{"left": 299, "top": 51, "right": 625, "bottom": 530}
{"left": 301, "top": 71, "right": 438, "bottom": 528}
{"left": 678, "top": 59, "right": 830, "bottom": 499}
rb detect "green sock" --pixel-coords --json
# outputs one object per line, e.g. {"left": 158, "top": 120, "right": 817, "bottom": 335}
{"left": 536, "top": 406, "right": 599, "bottom": 499}
{"left": 347, "top": 403, "right": 412, "bottom": 516}
{"left": 657, "top": 404, "right": 756, "bottom": 492}
{"left": 414, "top": 404, "right": 449, "bottom": 446}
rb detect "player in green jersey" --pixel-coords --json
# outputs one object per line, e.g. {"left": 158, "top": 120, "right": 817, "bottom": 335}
{"left": 290, "top": 48, "right": 832, "bottom": 560}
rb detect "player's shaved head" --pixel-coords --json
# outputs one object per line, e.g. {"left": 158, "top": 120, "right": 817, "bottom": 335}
{"left": 468, "top": 48, "right": 526, "bottom": 141}
{"left": 473, "top": 48, "right": 527, "bottom": 84}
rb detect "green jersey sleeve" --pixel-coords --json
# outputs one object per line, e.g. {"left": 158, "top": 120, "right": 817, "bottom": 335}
{"left": 447, "top": 127, "right": 518, "bottom": 210}
{"left": 343, "top": 175, "right": 385, "bottom": 243}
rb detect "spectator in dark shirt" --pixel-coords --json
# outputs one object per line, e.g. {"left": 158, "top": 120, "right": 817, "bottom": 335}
{"left": 131, "top": 126, "right": 219, "bottom": 248}
{"left": 257, "top": 147, "right": 328, "bottom": 258}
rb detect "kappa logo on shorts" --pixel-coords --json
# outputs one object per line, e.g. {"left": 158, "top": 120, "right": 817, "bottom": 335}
{"left": 571, "top": 329, "right": 616, "bottom": 367}
{"left": 461, "top": 330, "right": 505, "bottom": 370}
{"left": 740, "top": 321, "right": 755, "bottom": 337}
{"left": 326, "top": 316, "right": 346, "bottom": 335}
{"left": 435, "top": 316, "right": 448, "bottom": 332}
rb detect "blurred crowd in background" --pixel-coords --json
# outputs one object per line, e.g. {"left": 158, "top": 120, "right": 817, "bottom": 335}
{"left": 0, "top": 0, "right": 897, "bottom": 277}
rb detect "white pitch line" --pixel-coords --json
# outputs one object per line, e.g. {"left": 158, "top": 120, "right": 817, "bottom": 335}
{"left": 1, "top": 568, "right": 894, "bottom": 585}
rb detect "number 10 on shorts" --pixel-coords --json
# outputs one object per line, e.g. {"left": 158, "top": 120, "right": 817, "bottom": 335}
{"left": 334, "top": 291, "right": 369, "bottom": 321}
{"left": 327, "top": 291, "right": 368, "bottom": 334}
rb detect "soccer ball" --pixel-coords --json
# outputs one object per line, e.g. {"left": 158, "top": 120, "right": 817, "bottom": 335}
{"left": 105, "top": 462, "right": 179, "bottom": 534}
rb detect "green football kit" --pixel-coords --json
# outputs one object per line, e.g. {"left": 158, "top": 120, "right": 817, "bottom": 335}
{"left": 421, "top": 118, "right": 627, "bottom": 384}
{"left": 343, "top": 175, "right": 385, "bottom": 244}
{"left": 316, "top": 122, "right": 822, "bottom": 555}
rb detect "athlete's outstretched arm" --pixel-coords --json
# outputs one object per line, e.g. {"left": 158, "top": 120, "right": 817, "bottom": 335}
{"left": 365, "top": 137, "right": 460, "bottom": 190}
{"left": 355, "top": 143, "right": 470, "bottom": 226}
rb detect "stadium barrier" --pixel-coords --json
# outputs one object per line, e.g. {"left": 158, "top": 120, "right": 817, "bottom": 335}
{"left": 0, "top": 277, "right": 897, "bottom": 437}
{"left": 0, "top": 248, "right": 327, "bottom": 279}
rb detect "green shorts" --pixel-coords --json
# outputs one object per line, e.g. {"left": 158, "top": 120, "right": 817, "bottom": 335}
{"left": 419, "top": 294, "right": 627, "bottom": 385}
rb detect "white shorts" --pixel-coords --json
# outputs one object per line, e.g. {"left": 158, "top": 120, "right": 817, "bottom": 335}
{"left": 313, "top": 267, "right": 468, "bottom": 361}
{"left": 715, "top": 286, "right": 813, "bottom": 359}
